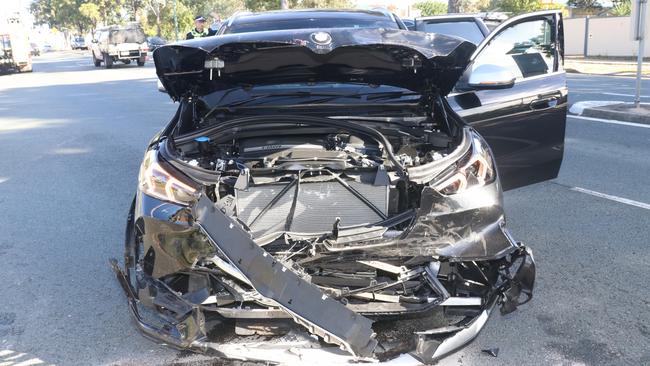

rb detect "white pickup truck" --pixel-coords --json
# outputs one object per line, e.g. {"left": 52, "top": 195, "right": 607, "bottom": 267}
{"left": 91, "top": 24, "right": 148, "bottom": 69}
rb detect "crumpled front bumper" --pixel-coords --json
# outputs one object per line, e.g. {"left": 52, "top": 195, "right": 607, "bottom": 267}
{"left": 110, "top": 189, "right": 536, "bottom": 364}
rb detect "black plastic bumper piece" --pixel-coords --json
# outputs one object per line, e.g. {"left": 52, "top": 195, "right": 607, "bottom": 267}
{"left": 193, "top": 195, "right": 378, "bottom": 357}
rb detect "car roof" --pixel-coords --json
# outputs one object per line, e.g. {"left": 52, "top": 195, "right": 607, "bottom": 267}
{"left": 228, "top": 9, "right": 396, "bottom": 26}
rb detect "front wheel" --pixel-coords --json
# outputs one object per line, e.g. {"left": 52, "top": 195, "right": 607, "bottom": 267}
{"left": 103, "top": 53, "right": 113, "bottom": 69}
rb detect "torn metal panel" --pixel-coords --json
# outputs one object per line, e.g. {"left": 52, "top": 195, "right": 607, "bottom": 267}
{"left": 193, "top": 195, "right": 378, "bottom": 357}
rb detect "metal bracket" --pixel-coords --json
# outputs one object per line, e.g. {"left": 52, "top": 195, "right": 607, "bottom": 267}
{"left": 204, "top": 57, "right": 225, "bottom": 80}
{"left": 193, "top": 195, "right": 378, "bottom": 357}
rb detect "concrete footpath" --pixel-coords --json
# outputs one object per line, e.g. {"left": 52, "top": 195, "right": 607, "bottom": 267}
{"left": 565, "top": 56, "right": 650, "bottom": 77}
{"left": 570, "top": 101, "right": 650, "bottom": 125}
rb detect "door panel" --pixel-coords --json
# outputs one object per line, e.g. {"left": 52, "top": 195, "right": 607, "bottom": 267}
{"left": 450, "top": 11, "right": 566, "bottom": 191}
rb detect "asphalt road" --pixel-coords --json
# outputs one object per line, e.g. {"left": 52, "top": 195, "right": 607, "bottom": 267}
{"left": 0, "top": 52, "right": 649, "bottom": 366}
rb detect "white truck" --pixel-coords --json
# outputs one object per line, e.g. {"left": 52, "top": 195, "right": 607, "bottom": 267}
{"left": 0, "top": 15, "right": 32, "bottom": 73}
{"left": 91, "top": 24, "right": 148, "bottom": 69}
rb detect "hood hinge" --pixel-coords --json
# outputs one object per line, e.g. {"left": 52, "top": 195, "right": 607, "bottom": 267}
{"left": 401, "top": 55, "right": 423, "bottom": 74}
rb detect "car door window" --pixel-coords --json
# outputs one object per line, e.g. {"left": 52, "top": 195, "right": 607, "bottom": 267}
{"left": 471, "top": 17, "right": 556, "bottom": 80}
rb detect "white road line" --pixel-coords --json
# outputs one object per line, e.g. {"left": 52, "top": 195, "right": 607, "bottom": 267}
{"left": 568, "top": 115, "right": 650, "bottom": 129}
{"left": 571, "top": 187, "right": 650, "bottom": 210}
{"left": 602, "top": 92, "right": 650, "bottom": 98}
{"left": 0, "top": 351, "right": 13, "bottom": 357}
{"left": 13, "top": 358, "right": 44, "bottom": 366}
{"left": 3, "top": 353, "right": 25, "bottom": 361}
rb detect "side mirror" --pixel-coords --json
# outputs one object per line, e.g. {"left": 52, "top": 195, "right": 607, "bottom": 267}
{"left": 157, "top": 80, "right": 167, "bottom": 93}
{"left": 468, "top": 64, "right": 516, "bottom": 89}
{"left": 91, "top": 39, "right": 98, "bottom": 43}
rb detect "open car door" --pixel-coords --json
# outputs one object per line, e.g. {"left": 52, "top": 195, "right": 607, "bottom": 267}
{"left": 449, "top": 10, "right": 566, "bottom": 191}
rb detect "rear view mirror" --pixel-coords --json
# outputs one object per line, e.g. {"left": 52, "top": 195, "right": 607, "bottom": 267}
{"left": 468, "top": 64, "right": 516, "bottom": 89}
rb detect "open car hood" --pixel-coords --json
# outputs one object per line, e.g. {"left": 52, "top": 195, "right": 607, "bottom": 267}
{"left": 153, "top": 28, "right": 476, "bottom": 100}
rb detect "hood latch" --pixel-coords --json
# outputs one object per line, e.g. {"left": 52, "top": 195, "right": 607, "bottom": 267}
{"left": 205, "top": 57, "right": 225, "bottom": 80}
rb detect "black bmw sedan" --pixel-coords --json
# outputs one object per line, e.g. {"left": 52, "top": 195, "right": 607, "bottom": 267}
{"left": 111, "top": 9, "right": 566, "bottom": 364}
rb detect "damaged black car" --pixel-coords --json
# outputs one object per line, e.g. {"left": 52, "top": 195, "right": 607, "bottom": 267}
{"left": 111, "top": 10, "right": 567, "bottom": 364}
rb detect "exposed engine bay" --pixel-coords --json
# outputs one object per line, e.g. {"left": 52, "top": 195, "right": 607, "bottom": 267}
{"left": 172, "top": 115, "right": 457, "bottom": 243}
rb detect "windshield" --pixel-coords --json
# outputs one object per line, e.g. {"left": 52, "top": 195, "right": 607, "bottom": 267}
{"left": 420, "top": 20, "right": 485, "bottom": 44}
{"left": 225, "top": 16, "right": 399, "bottom": 34}
{"left": 196, "top": 83, "right": 421, "bottom": 122}
{"left": 109, "top": 28, "right": 145, "bottom": 43}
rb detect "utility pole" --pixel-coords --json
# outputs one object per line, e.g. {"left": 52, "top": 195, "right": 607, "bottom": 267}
{"left": 633, "top": 0, "right": 647, "bottom": 107}
{"left": 281, "top": 0, "right": 289, "bottom": 9}
{"left": 174, "top": 0, "right": 178, "bottom": 42}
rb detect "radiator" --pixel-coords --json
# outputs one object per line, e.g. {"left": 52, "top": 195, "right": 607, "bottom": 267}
{"left": 236, "top": 180, "right": 388, "bottom": 237}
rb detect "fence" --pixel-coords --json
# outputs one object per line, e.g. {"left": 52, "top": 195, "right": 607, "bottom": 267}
{"left": 564, "top": 16, "right": 650, "bottom": 57}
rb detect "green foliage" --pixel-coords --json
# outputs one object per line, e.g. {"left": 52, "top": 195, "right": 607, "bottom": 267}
{"left": 244, "top": 0, "right": 281, "bottom": 11}
{"left": 291, "top": 0, "right": 352, "bottom": 8}
{"left": 30, "top": 0, "right": 123, "bottom": 34}
{"left": 611, "top": 0, "right": 631, "bottom": 16}
{"left": 566, "top": 0, "right": 602, "bottom": 10}
{"left": 414, "top": 1, "right": 448, "bottom": 16}
{"left": 245, "top": 0, "right": 350, "bottom": 11}
{"left": 491, "top": 0, "right": 563, "bottom": 14}
{"left": 458, "top": 0, "right": 492, "bottom": 13}
{"left": 191, "top": 0, "right": 247, "bottom": 21}
{"left": 79, "top": 3, "right": 100, "bottom": 32}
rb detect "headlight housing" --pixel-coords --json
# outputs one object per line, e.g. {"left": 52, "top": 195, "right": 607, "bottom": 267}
{"left": 432, "top": 131, "right": 496, "bottom": 195}
{"left": 138, "top": 150, "right": 200, "bottom": 205}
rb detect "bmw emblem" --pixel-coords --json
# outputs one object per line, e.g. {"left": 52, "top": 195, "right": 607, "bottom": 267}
{"left": 311, "top": 31, "right": 332, "bottom": 45}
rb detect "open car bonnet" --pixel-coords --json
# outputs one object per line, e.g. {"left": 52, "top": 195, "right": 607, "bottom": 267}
{"left": 153, "top": 28, "right": 477, "bottom": 100}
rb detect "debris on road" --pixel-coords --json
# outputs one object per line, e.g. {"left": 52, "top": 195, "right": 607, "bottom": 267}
{"left": 481, "top": 347, "right": 499, "bottom": 357}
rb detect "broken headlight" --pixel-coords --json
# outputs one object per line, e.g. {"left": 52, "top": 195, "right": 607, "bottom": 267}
{"left": 432, "top": 131, "right": 495, "bottom": 195}
{"left": 138, "top": 150, "right": 200, "bottom": 205}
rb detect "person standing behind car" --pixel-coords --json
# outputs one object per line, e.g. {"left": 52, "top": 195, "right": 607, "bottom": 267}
{"left": 209, "top": 12, "right": 222, "bottom": 34}
{"left": 186, "top": 16, "right": 216, "bottom": 40}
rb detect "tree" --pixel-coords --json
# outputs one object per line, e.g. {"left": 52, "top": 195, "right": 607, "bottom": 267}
{"left": 31, "top": 0, "right": 92, "bottom": 34}
{"left": 244, "top": 0, "right": 350, "bottom": 11}
{"left": 414, "top": 1, "right": 448, "bottom": 16}
{"left": 490, "top": 0, "right": 561, "bottom": 14}
{"left": 188, "top": 0, "right": 246, "bottom": 21}
{"left": 290, "top": 0, "right": 352, "bottom": 7}
{"left": 143, "top": 0, "right": 167, "bottom": 37}
{"left": 610, "top": 0, "right": 631, "bottom": 16}
{"left": 458, "top": 0, "right": 491, "bottom": 13}
{"left": 79, "top": 3, "right": 100, "bottom": 33}
{"left": 244, "top": 0, "right": 281, "bottom": 11}
{"left": 566, "top": 0, "right": 602, "bottom": 10}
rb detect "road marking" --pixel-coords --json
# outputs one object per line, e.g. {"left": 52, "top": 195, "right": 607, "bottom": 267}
{"left": 571, "top": 187, "right": 650, "bottom": 210}
{"left": 568, "top": 115, "right": 650, "bottom": 129}
{"left": 603, "top": 92, "right": 650, "bottom": 98}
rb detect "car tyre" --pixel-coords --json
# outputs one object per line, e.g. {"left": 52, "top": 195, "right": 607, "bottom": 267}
{"left": 103, "top": 53, "right": 113, "bottom": 69}
{"left": 137, "top": 57, "right": 145, "bottom": 67}
{"left": 93, "top": 53, "right": 101, "bottom": 67}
